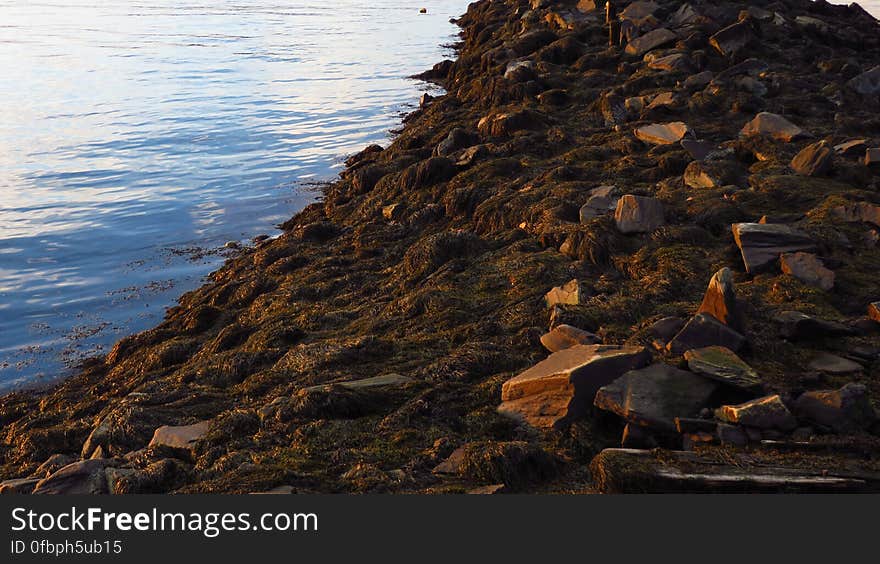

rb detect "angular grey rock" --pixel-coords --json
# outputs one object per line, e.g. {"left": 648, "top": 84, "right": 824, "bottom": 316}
{"left": 739, "top": 112, "right": 809, "bottom": 142}
{"left": 775, "top": 311, "right": 855, "bottom": 340}
{"left": 667, "top": 313, "right": 747, "bottom": 355}
{"left": 683, "top": 160, "right": 741, "bottom": 189}
{"left": 716, "top": 395, "right": 797, "bottom": 431}
{"left": 697, "top": 267, "right": 744, "bottom": 333}
{"left": 498, "top": 345, "right": 651, "bottom": 429}
{"left": 651, "top": 316, "right": 686, "bottom": 342}
{"left": 594, "top": 363, "right": 719, "bottom": 433}
{"left": 614, "top": 195, "right": 665, "bottom": 234}
{"left": 846, "top": 66, "right": 880, "bottom": 96}
{"left": 33, "top": 459, "right": 113, "bottom": 495}
{"left": 794, "top": 383, "right": 877, "bottom": 433}
{"left": 732, "top": 223, "right": 816, "bottom": 273}
{"left": 790, "top": 141, "right": 833, "bottom": 176}
{"left": 807, "top": 353, "right": 863, "bottom": 375}
{"left": 709, "top": 21, "right": 753, "bottom": 57}
{"left": 540, "top": 324, "right": 601, "bottom": 353}
{"left": 780, "top": 252, "right": 835, "bottom": 291}
{"left": 633, "top": 122, "right": 690, "bottom": 145}
{"left": 625, "top": 28, "right": 678, "bottom": 57}
{"left": 716, "top": 423, "right": 749, "bottom": 446}
{"left": 684, "top": 346, "right": 762, "bottom": 392}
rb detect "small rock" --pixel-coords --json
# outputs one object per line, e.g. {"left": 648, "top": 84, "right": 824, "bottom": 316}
{"left": 614, "top": 195, "right": 665, "bottom": 234}
{"left": 595, "top": 363, "right": 719, "bottom": 433}
{"left": 807, "top": 353, "right": 863, "bottom": 375}
{"left": 732, "top": 223, "right": 816, "bottom": 273}
{"left": 625, "top": 28, "right": 678, "bottom": 57}
{"left": 716, "top": 395, "right": 797, "bottom": 431}
{"left": 794, "top": 383, "right": 877, "bottom": 433}
{"left": 579, "top": 194, "right": 616, "bottom": 222}
{"left": 790, "top": 141, "right": 833, "bottom": 176}
{"left": 846, "top": 66, "right": 880, "bottom": 96}
{"left": 382, "top": 203, "right": 404, "bottom": 221}
{"left": 633, "top": 122, "right": 690, "bottom": 145}
{"left": 648, "top": 54, "right": 691, "bottom": 72}
{"left": 467, "top": 484, "right": 507, "bottom": 495}
{"left": 148, "top": 421, "right": 212, "bottom": 450}
{"left": 684, "top": 346, "right": 762, "bottom": 392}
{"left": 545, "top": 279, "right": 590, "bottom": 307}
{"left": 436, "top": 127, "right": 475, "bottom": 156}
{"left": 716, "top": 423, "right": 749, "bottom": 446}
{"left": 680, "top": 139, "right": 714, "bottom": 161}
{"left": 780, "top": 252, "right": 835, "bottom": 291}
{"left": 651, "top": 316, "right": 686, "bottom": 342}
{"left": 682, "top": 70, "right": 714, "bottom": 90}
{"left": 306, "top": 373, "right": 413, "bottom": 392}
{"left": 831, "top": 201, "right": 880, "bottom": 227}
{"left": 697, "top": 267, "right": 744, "bottom": 333}
{"left": 667, "top": 313, "right": 747, "bottom": 355}
{"left": 682, "top": 431, "right": 716, "bottom": 450}
{"left": 674, "top": 417, "right": 718, "bottom": 434}
{"left": 775, "top": 311, "right": 855, "bottom": 340}
{"left": 869, "top": 302, "right": 880, "bottom": 323}
{"left": 683, "top": 160, "right": 740, "bottom": 189}
{"left": 540, "top": 324, "right": 601, "bottom": 353}
{"left": 739, "top": 112, "right": 810, "bottom": 142}
{"left": 833, "top": 139, "right": 867, "bottom": 157}
{"left": 432, "top": 446, "right": 466, "bottom": 475}
{"left": 498, "top": 344, "right": 651, "bottom": 429}
{"left": 866, "top": 148, "right": 880, "bottom": 167}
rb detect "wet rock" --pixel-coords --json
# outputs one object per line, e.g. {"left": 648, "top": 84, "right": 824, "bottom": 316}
{"left": 33, "top": 459, "right": 113, "bottom": 495}
{"left": 498, "top": 344, "right": 651, "bottom": 429}
{"left": 633, "top": 122, "right": 690, "bottom": 145}
{"left": 697, "top": 267, "right": 744, "bottom": 333}
{"left": 545, "top": 279, "right": 590, "bottom": 307}
{"left": 807, "top": 353, "right": 863, "bottom": 375}
{"left": 684, "top": 346, "right": 762, "bottom": 393}
{"left": 739, "top": 112, "right": 810, "bottom": 142}
{"left": 732, "top": 223, "right": 816, "bottom": 273}
{"left": 776, "top": 311, "right": 855, "bottom": 340}
{"left": 780, "top": 252, "right": 835, "bottom": 291}
{"left": 716, "top": 395, "right": 797, "bottom": 431}
{"left": 683, "top": 160, "right": 741, "bottom": 189}
{"left": 625, "top": 28, "right": 677, "bottom": 57}
{"left": 667, "top": 313, "right": 747, "bottom": 355}
{"left": 540, "top": 324, "right": 601, "bottom": 353}
{"left": 614, "top": 195, "right": 665, "bottom": 234}
{"left": 594, "top": 363, "right": 719, "bottom": 433}
{"left": 790, "top": 141, "right": 833, "bottom": 176}
{"left": 710, "top": 21, "right": 753, "bottom": 57}
{"left": 794, "top": 383, "right": 877, "bottom": 433}
{"left": 833, "top": 139, "right": 867, "bottom": 157}
{"left": 148, "top": 420, "right": 212, "bottom": 451}
{"left": 0, "top": 477, "right": 40, "bottom": 494}
{"left": 716, "top": 423, "right": 749, "bottom": 446}
{"left": 846, "top": 66, "right": 880, "bottom": 96}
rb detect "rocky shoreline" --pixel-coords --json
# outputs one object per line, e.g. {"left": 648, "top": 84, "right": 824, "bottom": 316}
{"left": 2, "top": 0, "right": 880, "bottom": 494}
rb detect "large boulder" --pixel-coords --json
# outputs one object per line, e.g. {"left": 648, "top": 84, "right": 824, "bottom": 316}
{"left": 32, "top": 459, "right": 114, "bottom": 495}
{"left": 697, "top": 267, "right": 744, "bottom": 333}
{"left": 498, "top": 345, "right": 651, "bottom": 429}
{"left": 794, "top": 383, "right": 877, "bottom": 433}
{"left": 540, "top": 324, "right": 601, "bottom": 353}
{"left": 732, "top": 223, "right": 816, "bottom": 273}
{"left": 739, "top": 112, "right": 809, "bottom": 142}
{"left": 614, "top": 195, "right": 665, "bottom": 234}
{"left": 594, "top": 363, "right": 719, "bottom": 433}
{"left": 634, "top": 122, "right": 690, "bottom": 145}
{"left": 790, "top": 141, "right": 833, "bottom": 176}
{"left": 625, "top": 28, "right": 678, "bottom": 57}
{"left": 667, "top": 313, "right": 747, "bottom": 355}
{"left": 780, "top": 252, "right": 835, "bottom": 291}
{"left": 715, "top": 395, "right": 797, "bottom": 431}
{"left": 684, "top": 346, "right": 762, "bottom": 393}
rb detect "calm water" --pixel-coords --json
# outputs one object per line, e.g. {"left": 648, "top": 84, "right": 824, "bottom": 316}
{"left": 0, "top": 1, "right": 470, "bottom": 391}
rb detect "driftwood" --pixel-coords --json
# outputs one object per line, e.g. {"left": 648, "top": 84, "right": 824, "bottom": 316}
{"left": 590, "top": 449, "right": 880, "bottom": 493}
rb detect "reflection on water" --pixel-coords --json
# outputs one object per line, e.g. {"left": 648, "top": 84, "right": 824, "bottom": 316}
{"left": 0, "top": 1, "right": 469, "bottom": 390}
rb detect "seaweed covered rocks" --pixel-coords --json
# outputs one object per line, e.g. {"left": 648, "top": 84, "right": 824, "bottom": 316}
{"left": 2, "top": 0, "right": 880, "bottom": 494}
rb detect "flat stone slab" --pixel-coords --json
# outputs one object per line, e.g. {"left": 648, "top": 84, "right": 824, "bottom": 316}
{"left": 625, "top": 28, "right": 677, "bottom": 57}
{"left": 499, "top": 345, "right": 651, "bottom": 429}
{"left": 148, "top": 420, "right": 212, "bottom": 450}
{"left": 807, "top": 353, "right": 863, "bottom": 375}
{"left": 716, "top": 395, "right": 797, "bottom": 431}
{"left": 306, "top": 373, "right": 413, "bottom": 392}
{"left": 594, "top": 363, "right": 719, "bottom": 433}
{"left": 732, "top": 223, "right": 816, "bottom": 273}
{"left": 739, "top": 112, "right": 809, "bottom": 142}
{"left": 634, "top": 122, "right": 690, "bottom": 145}
{"left": 684, "top": 346, "right": 762, "bottom": 392}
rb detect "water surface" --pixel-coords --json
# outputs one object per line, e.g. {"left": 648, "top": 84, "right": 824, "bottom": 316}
{"left": 0, "top": 1, "right": 469, "bottom": 390}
